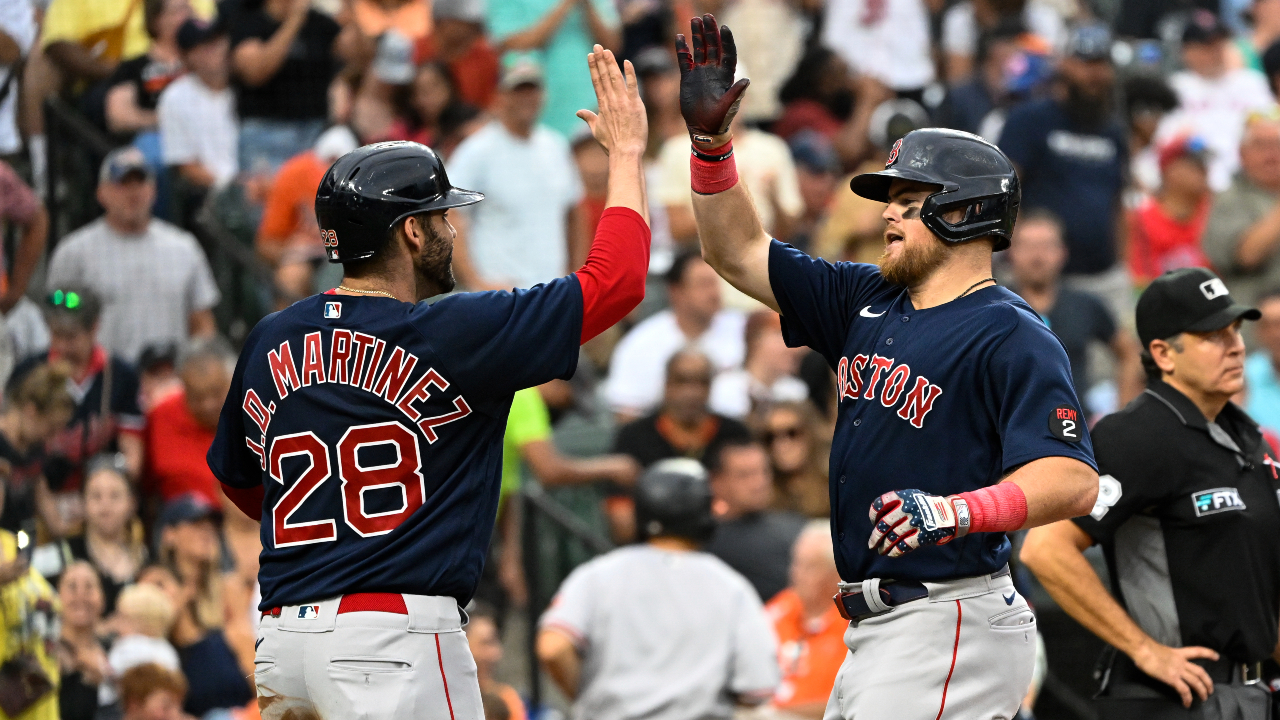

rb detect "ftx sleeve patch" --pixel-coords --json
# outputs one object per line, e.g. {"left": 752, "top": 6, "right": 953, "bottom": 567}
{"left": 1049, "top": 405, "right": 1083, "bottom": 443}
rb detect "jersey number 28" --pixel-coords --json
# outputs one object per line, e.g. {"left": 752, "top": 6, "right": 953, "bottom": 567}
{"left": 268, "top": 421, "right": 424, "bottom": 547}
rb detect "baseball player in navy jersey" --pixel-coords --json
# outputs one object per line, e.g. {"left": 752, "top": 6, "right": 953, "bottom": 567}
{"left": 674, "top": 17, "right": 1101, "bottom": 720}
{"left": 206, "top": 46, "right": 650, "bottom": 720}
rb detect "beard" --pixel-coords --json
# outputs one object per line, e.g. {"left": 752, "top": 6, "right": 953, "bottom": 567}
{"left": 1064, "top": 81, "right": 1111, "bottom": 128}
{"left": 413, "top": 219, "right": 457, "bottom": 295}
{"left": 878, "top": 233, "right": 948, "bottom": 287}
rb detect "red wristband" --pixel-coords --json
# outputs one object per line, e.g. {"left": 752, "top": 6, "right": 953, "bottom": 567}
{"left": 957, "top": 482, "right": 1027, "bottom": 534}
{"left": 691, "top": 141, "right": 738, "bottom": 195}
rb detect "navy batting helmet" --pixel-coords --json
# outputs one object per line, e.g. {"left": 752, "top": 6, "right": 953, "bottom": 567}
{"left": 634, "top": 459, "right": 715, "bottom": 543}
{"left": 850, "top": 128, "right": 1020, "bottom": 251}
{"left": 314, "top": 141, "right": 483, "bottom": 263}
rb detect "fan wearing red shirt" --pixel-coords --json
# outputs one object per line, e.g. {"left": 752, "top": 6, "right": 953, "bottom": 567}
{"left": 1129, "top": 136, "right": 1213, "bottom": 285}
{"left": 144, "top": 339, "right": 234, "bottom": 507}
{"left": 764, "top": 523, "right": 847, "bottom": 716}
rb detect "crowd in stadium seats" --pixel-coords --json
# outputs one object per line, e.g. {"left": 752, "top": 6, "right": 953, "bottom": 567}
{"left": 0, "top": 0, "right": 1279, "bottom": 717}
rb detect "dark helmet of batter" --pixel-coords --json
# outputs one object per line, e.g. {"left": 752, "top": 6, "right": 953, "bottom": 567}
{"left": 634, "top": 458, "right": 715, "bottom": 543}
{"left": 850, "top": 128, "right": 1020, "bottom": 251}
{"left": 314, "top": 141, "right": 484, "bottom": 263}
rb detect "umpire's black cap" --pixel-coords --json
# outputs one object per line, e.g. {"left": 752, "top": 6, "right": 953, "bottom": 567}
{"left": 1136, "top": 268, "right": 1260, "bottom": 347}
{"left": 315, "top": 141, "right": 483, "bottom": 263}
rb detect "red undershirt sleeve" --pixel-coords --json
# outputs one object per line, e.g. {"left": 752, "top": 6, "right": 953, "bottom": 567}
{"left": 221, "top": 482, "right": 265, "bottom": 522}
{"left": 574, "top": 207, "right": 650, "bottom": 344}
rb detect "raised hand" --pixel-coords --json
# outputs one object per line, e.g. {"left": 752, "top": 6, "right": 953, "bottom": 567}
{"left": 675, "top": 14, "right": 750, "bottom": 146}
{"left": 576, "top": 45, "right": 648, "bottom": 158}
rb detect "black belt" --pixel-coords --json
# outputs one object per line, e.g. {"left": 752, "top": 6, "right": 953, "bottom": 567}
{"left": 1104, "top": 650, "right": 1264, "bottom": 698}
{"left": 832, "top": 566, "right": 1011, "bottom": 623}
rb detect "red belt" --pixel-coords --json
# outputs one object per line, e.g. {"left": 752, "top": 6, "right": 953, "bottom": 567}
{"left": 262, "top": 592, "right": 408, "bottom": 618}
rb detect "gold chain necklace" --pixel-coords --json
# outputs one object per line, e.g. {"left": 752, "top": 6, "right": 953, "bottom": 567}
{"left": 336, "top": 285, "right": 400, "bottom": 301}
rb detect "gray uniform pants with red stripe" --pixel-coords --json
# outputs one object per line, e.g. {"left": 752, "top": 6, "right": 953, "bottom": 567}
{"left": 254, "top": 595, "right": 481, "bottom": 720}
{"left": 823, "top": 571, "right": 1037, "bottom": 720}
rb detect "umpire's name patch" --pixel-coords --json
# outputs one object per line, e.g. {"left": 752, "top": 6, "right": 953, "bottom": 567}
{"left": 298, "top": 605, "right": 321, "bottom": 619}
{"left": 324, "top": 302, "right": 342, "bottom": 319}
{"left": 1192, "top": 488, "right": 1245, "bottom": 517}
{"left": 1048, "top": 405, "right": 1083, "bottom": 443}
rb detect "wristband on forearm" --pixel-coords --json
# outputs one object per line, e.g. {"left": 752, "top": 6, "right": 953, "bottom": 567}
{"left": 690, "top": 140, "right": 738, "bottom": 195}
{"left": 952, "top": 482, "right": 1028, "bottom": 537}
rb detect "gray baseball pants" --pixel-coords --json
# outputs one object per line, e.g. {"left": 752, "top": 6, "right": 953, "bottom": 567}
{"left": 253, "top": 594, "right": 482, "bottom": 720}
{"left": 824, "top": 570, "right": 1037, "bottom": 720}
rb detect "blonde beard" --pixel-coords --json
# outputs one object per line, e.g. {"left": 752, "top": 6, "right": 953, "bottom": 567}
{"left": 878, "top": 233, "right": 949, "bottom": 287}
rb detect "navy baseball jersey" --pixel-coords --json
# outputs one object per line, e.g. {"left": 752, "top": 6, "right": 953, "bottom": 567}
{"left": 768, "top": 241, "right": 1096, "bottom": 583}
{"left": 208, "top": 282, "right": 581, "bottom": 610}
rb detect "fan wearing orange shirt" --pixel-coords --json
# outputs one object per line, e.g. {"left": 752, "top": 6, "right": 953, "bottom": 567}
{"left": 765, "top": 521, "right": 847, "bottom": 718}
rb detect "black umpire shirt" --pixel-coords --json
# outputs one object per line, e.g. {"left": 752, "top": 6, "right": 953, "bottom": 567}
{"left": 1074, "top": 380, "right": 1280, "bottom": 664}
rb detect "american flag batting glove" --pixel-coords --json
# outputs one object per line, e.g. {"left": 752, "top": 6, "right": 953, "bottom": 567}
{"left": 868, "top": 489, "right": 971, "bottom": 557}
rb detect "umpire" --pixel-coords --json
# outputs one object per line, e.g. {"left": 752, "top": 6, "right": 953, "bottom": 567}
{"left": 1022, "top": 268, "right": 1277, "bottom": 719}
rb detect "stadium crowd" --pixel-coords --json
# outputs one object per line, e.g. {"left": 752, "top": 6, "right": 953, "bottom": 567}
{"left": 0, "top": 0, "right": 1277, "bottom": 717}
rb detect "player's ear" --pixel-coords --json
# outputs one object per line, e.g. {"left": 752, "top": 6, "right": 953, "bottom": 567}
{"left": 399, "top": 215, "right": 426, "bottom": 255}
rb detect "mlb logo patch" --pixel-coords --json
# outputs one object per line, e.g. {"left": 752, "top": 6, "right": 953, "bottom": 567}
{"left": 324, "top": 302, "right": 342, "bottom": 319}
{"left": 1192, "top": 487, "right": 1245, "bottom": 517}
{"left": 1199, "top": 278, "right": 1229, "bottom": 301}
{"left": 298, "top": 605, "right": 321, "bottom": 620}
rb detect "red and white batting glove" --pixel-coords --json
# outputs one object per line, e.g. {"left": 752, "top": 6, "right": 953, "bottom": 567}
{"left": 675, "top": 14, "right": 750, "bottom": 147}
{"left": 868, "top": 489, "right": 970, "bottom": 558}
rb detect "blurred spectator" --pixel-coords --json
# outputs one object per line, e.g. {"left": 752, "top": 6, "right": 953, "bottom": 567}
{"left": 784, "top": 131, "right": 840, "bottom": 253}
{"left": 57, "top": 562, "right": 109, "bottom": 720}
{"left": 1114, "top": 0, "right": 1217, "bottom": 39}
{"left": 39, "top": 0, "right": 151, "bottom": 85}
{"left": 0, "top": 364, "right": 75, "bottom": 537}
{"left": 1264, "top": 37, "right": 1280, "bottom": 94}
{"left": 414, "top": 0, "right": 501, "bottom": 110}
{"left": 10, "top": 287, "right": 144, "bottom": 490}
{"left": 0, "top": 0, "right": 35, "bottom": 160}
{"left": 0, "top": 478, "right": 61, "bottom": 720}
{"left": 118, "top": 662, "right": 187, "bottom": 720}
{"left": 999, "top": 23, "right": 1131, "bottom": 321}
{"left": 765, "top": 521, "right": 844, "bottom": 718}
{"left": 1128, "top": 136, "right": 1213, "bottom": 284}
{"left": 349, "top": 29, "right": 418, "bottom": 143}
{"left": 1123, "top": 74, "right": 1181, "bottom": 195}
{"left": 820, "top": 0, "right": 933, "bottom": 97}
{"left": 1007, "top": 209, "right": 1144, "bottom": 414}
{"left": 763, "top": 401, "right": 829, "bottom": 519}
{"left": 612, "top": 349, "right": 752, "bottom": 469}
{"left": 537, "top": 459, "right": 778, "bottom": 718}
{"left": 633, "top": 48, "right": 680, "bottom": 272}
{"left": 773, "top": 48, "right": 853, "bottom": 144}
{"left": 572, "top": 130, "right": 609, "bottom": 239}
{"left": 604, "top": 252, "right": 746, "bottom": 419}
{"left": 351, "top": 0, "right": 432, "bottom": 42}
{"left": 229, "top": 0, "right": 343, "bottom": 175}
{"left": 159, "top": 18, "right": 239, "bottom": 199}
{"left": 467, "top": 603, "right": 528, "bottom": 720}
{"left": 143, "top": 338, "right": 232, "bottom": 506}
{"left": 657, "top": 104, "right": 802, "bottom": 246}
{"left": 1233, "top": 0, "right": 1280, "bottom": 71}
{"left": 151, "top": 497, "right": 256, "bottom": 715}
{"left": 1245, "top": 288, "right": 1280, "bottom": 433}
{"left": 705, "top": 439, "right": 805, "bottom": 602}
{"left": 936, "top": 24, "right": 1033, "bottom": 139}
{"left": 256, "top": 125, "right": 358, "bottom": 302}
{"left": 102, "top": 0, "right": 189, "bottom": 145}
{"left": 137, "top": 345, "right": 182, "bottom": 414}
{"left": 709, "top": 311, "right": 808, "bottom": 421}
{"left": 384, "top": 62, "right": 478, "bottom": 153}
{"left": 67, "top": 456, "right": 146, "bottom": 614}
{"left": 1203, "top": 111, "right": 1280, "bottom": 308}
{"left": 720, "top": 0, "right": 806, "bottom": 123}
{"left": 1160, "top": 10, "right": 1274, "bottom": 192}
{"left": 46, "top": 148, "right": 220, "bottom": 364}
{"left": 449, "top": 62, "right": 586, "bottom": 290}
{"left": 0, "top": 160, "right": 49, "bottom": 314}
{"left": 107, "top": 583, "right": 180, "bottom": 687}
{"left": 486, "top": 0, "right": 619, "bottom": 138}
{"left": 941, "top": 0, "right": 1064, "bottom": 83}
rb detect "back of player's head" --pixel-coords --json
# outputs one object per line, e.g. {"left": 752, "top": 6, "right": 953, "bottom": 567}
{"left": 634, "top": 458, "right": 715, "bottom": 543}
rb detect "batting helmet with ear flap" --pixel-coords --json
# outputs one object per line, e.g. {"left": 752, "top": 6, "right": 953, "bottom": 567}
{"left": 850, "top": 128, "right": 1020, "bottom": 251}
{"left": 634, "top": 458, "right": 715, "bottom": 543}
{"left": 314, "top": 141, "right": 484, "bottom": 263}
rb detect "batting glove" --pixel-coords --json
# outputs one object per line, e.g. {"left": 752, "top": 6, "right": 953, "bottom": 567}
{"left": 675, "top": 14, "right": 750, "bottom": 145}
{"left": 868, "top": 489, "right": 971, "bottom": 557}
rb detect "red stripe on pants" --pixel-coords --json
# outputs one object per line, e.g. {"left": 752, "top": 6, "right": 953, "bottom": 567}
{"left": 436, "top": 634, "right": 456, "bottom": 720}
{"left": 935, "top": 600, "right": 962, "bottom": 720}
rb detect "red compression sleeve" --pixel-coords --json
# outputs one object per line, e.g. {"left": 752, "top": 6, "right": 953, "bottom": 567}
{"left": 690, "top": 141, "right": 738, "bottom": 195}
{"left": 957, "top": 482, "right": 1028, "bottom": 534}
{"left": 575, "top": 207, "right": 650, "bottom": 344}
{"left": 221, "top": 483, "right": 265, "bottom": 522}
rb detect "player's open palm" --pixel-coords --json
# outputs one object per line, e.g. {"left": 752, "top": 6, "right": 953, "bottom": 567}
{"left": 1131, "top": 640, "right": 1218, "bottom": 707}
{"left": 577, "top": 45, "right": 647, "bottom": 158}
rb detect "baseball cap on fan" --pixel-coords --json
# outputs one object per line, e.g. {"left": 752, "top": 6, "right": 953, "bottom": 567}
{"left": 1183, "top": 9, "right": 1230, "bottom": 45}
{"left": 176, "top": 17, "right": 225, "bottom": 52}
{"left": 1136, "top": 268, "right": 1261, "bottom": 347}
{"left": 1066, "top": 22, "right": 1113, "bottom": 61}
{"left": 499, "top": 60, "right": 544, "bottom": 91}
{"left": 98, "top": 146, "right": 153, "bottom": 185}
